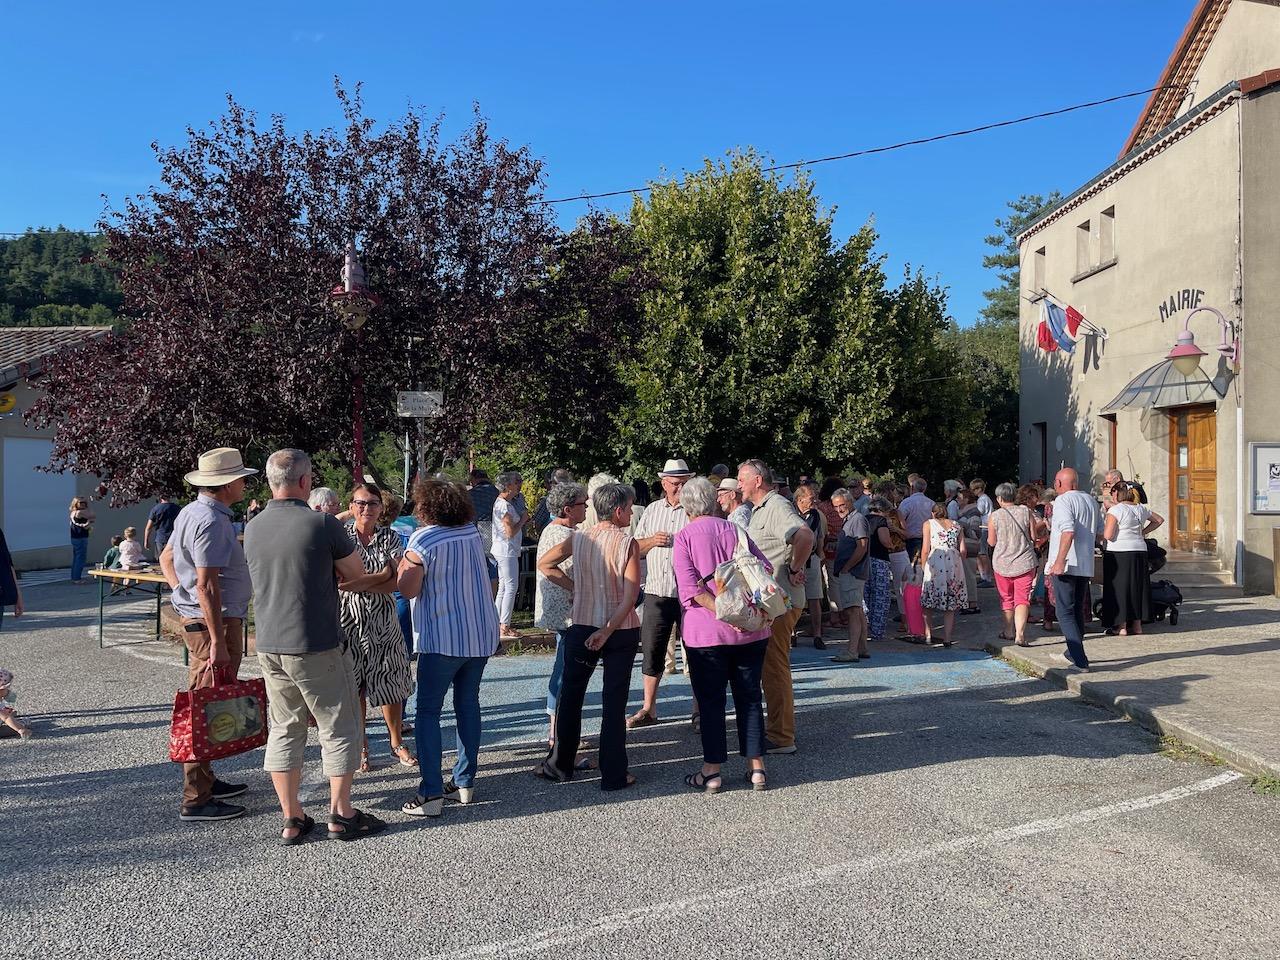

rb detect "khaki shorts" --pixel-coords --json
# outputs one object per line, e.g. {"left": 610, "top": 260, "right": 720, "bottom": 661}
{"left": 260, "top": 647, "right": 362, "bottom": 776}
{"left": 835, "top": 572, "right": 865, "bottom": 611}
{"left": 804, "top": 554, "right": 824, "bottom": 601}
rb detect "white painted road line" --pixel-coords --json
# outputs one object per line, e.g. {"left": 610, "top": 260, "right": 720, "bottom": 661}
{"left": 450, "top": 770, "right": 1244, "bottom": 959}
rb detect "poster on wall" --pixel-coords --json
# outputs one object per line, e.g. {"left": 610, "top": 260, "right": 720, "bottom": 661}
{"left": 1249, "top": 442, "right": 1280, "bottom": 514}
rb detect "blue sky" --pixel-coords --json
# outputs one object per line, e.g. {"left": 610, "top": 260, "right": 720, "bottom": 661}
{"left": 0, "top": 1, "right": 1195, "bottom": 324}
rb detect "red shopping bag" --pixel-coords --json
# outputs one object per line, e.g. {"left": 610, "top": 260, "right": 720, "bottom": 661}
{"left": 169, "top": 668, "right": 268, "bottom": 763}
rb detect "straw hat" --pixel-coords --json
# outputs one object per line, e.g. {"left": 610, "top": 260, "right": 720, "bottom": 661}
{"left": 184, "top": 448, "right": 259, "bottom": 486}
{"left": 658, "top": 458, "right": 694, "bottom": 478}
{"left": 718, "top": 478, "right": 741, "bottom": 492}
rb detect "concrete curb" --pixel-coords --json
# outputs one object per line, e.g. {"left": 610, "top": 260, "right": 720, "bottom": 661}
{"left": 986, "top": 641, "right": 1278, "bottom": 781}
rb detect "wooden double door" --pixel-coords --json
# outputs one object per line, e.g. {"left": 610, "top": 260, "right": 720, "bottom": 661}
{"left": 1169, "top": 405, "right": 1216, "bottom": 554}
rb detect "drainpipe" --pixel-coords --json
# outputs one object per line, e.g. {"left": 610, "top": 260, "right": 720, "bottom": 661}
{"left": 1234, "top": 98, "right": 1246, "bottom": 586}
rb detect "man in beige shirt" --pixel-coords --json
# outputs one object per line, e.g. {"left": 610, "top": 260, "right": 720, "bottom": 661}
{"left": 627, "top": 458, "right": 694, "bottom": 728}
{"left": 740, "top": 458, "right": 814, "bottom": 754}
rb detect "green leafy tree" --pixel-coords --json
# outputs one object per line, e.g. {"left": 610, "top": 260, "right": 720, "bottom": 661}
{"left": 613, "top": 151, "right": 979, "bottom": 482}
{"left": 947, "top": 192, "right": 1062, "bottom": 482}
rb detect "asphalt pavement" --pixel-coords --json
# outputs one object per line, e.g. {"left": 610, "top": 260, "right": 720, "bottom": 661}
{"left": 3, "top": 582, "right": 1279, "bottom": 960}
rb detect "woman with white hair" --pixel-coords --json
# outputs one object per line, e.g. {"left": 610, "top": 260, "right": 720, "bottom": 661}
{"left": 535, "top": 481, "right": 589, "bottom": 749}
{"left": 492, "top": 471, "right": 527, "bottom": 640}
{"left": 671, "top": 476, "right": 772, "bottom": 792}
{"left": 584, "top": 471, "right": 644, "bottom": 533}
{"left": 308, "top": 487, "right": 341, "bottom": 515}
{"left": 535, "top": 482, "right": 642, "bottom": 790}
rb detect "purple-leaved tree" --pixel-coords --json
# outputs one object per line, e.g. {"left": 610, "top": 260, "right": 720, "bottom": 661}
{"left": 27, "top": 82, "right": 559, "bottom": 503}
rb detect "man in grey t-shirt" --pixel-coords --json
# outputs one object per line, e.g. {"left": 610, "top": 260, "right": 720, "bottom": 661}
{"left": 160, "top": 447, "right": 258, "bottom": 823}
{"left": 244, "top": 448, "right": 383, "bottom": 843}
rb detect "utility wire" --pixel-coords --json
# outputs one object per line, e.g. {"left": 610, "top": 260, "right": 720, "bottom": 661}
{"left": 1, "top": 83, "right": 1184, "bottom": 233}
{"left": 537, "top": 84, "right": 1186, "bottom": 205}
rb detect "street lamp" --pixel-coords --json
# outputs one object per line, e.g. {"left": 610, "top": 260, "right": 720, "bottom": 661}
{"left": 329, "top": 239, "right": 381, "bottom": 479}
{"left": 1166, "top": 305, "right": 1239, "bottom": 377}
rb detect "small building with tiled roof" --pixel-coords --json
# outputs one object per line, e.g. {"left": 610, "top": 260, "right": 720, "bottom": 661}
{"left": 0, "top": 326, "right": 152, "bottom": 572}
{"left": 1018, "top": 0, "right": 1280, "bottom": 593}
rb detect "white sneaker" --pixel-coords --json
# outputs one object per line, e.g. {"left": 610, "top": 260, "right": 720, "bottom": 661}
{"left": 1055, "top": 652, "right": 1090, "bottom": 672}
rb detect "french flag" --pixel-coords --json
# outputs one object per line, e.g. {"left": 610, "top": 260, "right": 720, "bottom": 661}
{"left": 1036, "top": 298, "right": 1093, "bottom": 352}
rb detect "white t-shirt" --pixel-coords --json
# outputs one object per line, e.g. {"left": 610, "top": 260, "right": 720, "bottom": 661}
{"left": 491, "top": 498, "right": 522, "bottom": 559}
{"left": 1106, "top": 502, "right": 1151, "bottom": 553}
{"left": 1047, "top": 490, "right": 1099, "bottom": 578}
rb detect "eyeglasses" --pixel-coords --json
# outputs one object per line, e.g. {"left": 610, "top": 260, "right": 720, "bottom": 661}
{"left": 352, "top": 499, "right": 382, "bottom": 509}
{"left": 570, "top": 501, "right": 588, "bottom": 508}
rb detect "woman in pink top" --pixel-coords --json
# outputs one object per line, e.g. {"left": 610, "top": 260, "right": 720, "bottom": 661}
{"left": 535, "top": 482, "right": 642, "bottom": 791}
{"left": 672, "top": 477, "right": 772, "bottom": 793}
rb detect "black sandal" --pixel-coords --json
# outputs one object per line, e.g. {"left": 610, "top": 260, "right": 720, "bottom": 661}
{"left": 327, "top": 808, "right": 386, "bottom": 841}
{"left": 280, "top": 814, "right": 315, "bottom": 846}
{"left": 745, "top": 769, "right": 768, "bottom": 792}
{"left": 684, "top": 770, "right": 722, "bottom": 794}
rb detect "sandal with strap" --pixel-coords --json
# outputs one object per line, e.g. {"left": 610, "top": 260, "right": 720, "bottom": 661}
{"left": 328, "top": 808, "right": 387, "bottom": 841}
{"left": 745, "top": 769, "right": 768, "bottom": 792}
{"left": 280, "top": 814, "right": 316, "bottom": 846}
{"left": 684, "top": 769, "right": 722, "bottom": 794}
{"left": 392, "top": 744, "right": 418, "bottom": 767}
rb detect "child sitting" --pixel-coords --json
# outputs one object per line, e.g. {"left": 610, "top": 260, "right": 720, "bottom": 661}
{"left": 118, "top": 527, "right": 147, "bottom": 570}
{"left": 102, "top": 535, "right": 123, "bottom": 571}
{"left": 0, "top": 668, "right": 33, "bottom": 738}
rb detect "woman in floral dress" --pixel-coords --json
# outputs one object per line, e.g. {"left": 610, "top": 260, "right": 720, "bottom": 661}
{"left": 920, "top": 502, "right": 968, "bottom": 647}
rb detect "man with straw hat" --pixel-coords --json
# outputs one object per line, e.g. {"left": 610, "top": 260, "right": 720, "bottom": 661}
{"left": 159, "top": 447, "right": 258, "bottom": 823}
{"left": 627, "top": 458, "right": 695, "bottom": 729}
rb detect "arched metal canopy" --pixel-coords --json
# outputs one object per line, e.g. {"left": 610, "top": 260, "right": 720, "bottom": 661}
{"left": 1101, "top": 357, "right": 1228, "bottom": 412}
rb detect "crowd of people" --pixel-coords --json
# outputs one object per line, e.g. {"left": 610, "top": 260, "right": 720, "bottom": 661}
{"left": 10, "top": 444, "right": 1167, "bottom": 839}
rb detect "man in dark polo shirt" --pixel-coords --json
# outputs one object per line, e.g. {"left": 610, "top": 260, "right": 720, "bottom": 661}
{"left": 244, "top": 448, "right": 385, "bottom": 844}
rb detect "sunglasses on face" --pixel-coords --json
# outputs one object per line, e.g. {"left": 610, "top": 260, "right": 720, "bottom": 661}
{"left": 352, "top": 499, "right": 382, "bottom": 508}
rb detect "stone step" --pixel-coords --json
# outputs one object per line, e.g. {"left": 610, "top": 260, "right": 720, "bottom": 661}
{"left": 1176, "top": 583, "right": 1244, "bottom": 600}
{"left": 1162, "top": 571, "right": 1237, "bottom": 587}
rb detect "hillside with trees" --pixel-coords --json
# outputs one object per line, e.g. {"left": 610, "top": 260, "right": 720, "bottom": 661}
{"left": 0, "top": 228, "right": 121, "bottom": 326}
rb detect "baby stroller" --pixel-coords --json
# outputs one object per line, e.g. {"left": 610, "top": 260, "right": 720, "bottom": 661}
{"left": 1149, "top": 579, "right": 1183, "bottom": 625}
{"left": 1092, "top": 539, "right": 1180, "bottom": 625}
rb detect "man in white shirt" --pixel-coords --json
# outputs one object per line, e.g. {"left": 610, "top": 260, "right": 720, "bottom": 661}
{"left": 1047, "top": 467, "right": 1099, "bottom": 671}
{"left": 627, "top": 458, "right": 694, "bottom": 728}
{"left": 717, "top": 478, "right": 752, "bottom": 529}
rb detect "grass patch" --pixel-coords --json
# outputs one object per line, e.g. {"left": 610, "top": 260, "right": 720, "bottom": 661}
{"left": 1251, "top": 774, "right": 1280, "bottom": 798}
{"left": 997, "top": 653, "right": 1042, "bottom": 679}
{"left": 1159, "top": 735, "right": 1224, "bottom": 767}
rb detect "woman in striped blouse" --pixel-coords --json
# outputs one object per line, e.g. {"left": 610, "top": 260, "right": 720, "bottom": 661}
{"left": 535, "top": 482, "right": 643, "bottom": 791}
{"left": 397, "top": 478, "right": 500, "bottom": 819}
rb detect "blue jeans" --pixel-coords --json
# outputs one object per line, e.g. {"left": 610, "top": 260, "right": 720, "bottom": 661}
{"left": 415, "top": 653, "right": 489, "bottom": 797}
{"left": 546, "top": 630, "right": 567, "bottom": 715}
{"left": 71, "top": 538, "right": 89, "bottom": 580}
{"left": 395, "top": 595, "right": 413, "bottom": 655}
{"left": 1052, "top": 574, "right": 1092, "bottom": 668}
